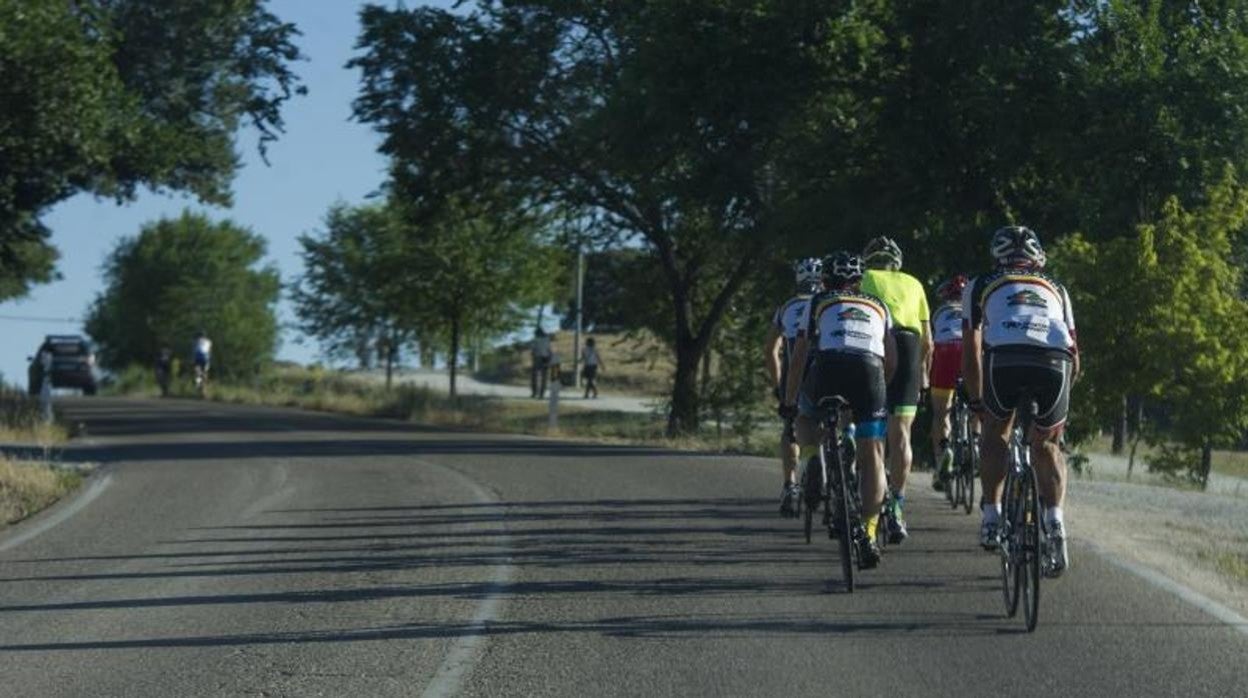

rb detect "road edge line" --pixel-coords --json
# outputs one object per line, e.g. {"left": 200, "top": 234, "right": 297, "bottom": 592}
{"left": 0, "top": 471, "right": 114, "bottom": 554}
{"left": 1084, "top": 540, "right": 1248, "bottom": 638}
{"left": 416, "top": 460, "right": 515, "bottom": 698}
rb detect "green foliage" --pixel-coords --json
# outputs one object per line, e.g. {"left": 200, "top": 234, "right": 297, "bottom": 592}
{"left": 85, "top": 212, "right": 281, "bottom": 378}
{"left": 292, "top": 204, "right": 415, "bottom": 366}
{"left": 0, "top": 0, "right": 305, "bottom": 301}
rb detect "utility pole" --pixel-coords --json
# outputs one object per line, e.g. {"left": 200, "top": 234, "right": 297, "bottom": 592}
{"left": 572, "top": 246, "right": 585, "bottom": 387}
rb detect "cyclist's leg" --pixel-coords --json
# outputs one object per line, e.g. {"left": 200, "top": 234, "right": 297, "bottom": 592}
{"left": 885, "top": 330, "right": 921, "bottom": 493}
{"left": 849, "top": 355, "right": 888, "bottom": 527}
{"left": 1029, "top": 355, "right": 1074, "bottom": 511}
{"left": 980, "top": 350, "right": 1023, "bottom": 504}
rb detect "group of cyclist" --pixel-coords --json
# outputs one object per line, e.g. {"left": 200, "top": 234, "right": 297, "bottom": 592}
{"left": 769, "top": 226, "right": 1078, "bottom": 574}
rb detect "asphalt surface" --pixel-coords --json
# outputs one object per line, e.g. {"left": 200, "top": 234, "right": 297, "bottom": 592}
{"left": 1, "top": 398, "right": 1244, "bottom": 697}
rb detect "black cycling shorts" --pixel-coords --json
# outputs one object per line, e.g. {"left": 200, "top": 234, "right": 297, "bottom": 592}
{"left": 799, "top": 351, "right": 888, "bottom": 425}
{"left": 887, "top": 328, "right": 922, "bottom": 415}
{"left": 983, "top": 347, "right": 1073, "bottom": 430}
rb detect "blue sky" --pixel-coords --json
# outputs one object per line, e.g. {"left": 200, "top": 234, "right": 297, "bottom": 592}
{"left": 0, "top": 1, "right": 457, "bottom": 387}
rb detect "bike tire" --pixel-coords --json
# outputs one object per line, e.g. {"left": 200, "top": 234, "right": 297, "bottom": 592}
{"left": 964, "top": 447, "right": 976, "bottom": 515}
{"left": 825, "top": 443, "right": 854, "bottom": 593}
{"left": 802, "top": 458, "right": 819, "bottom": 544}
{"left": 1021, "top": 467, "right": 1042, "bottom": 632}
{"left": 1001, "top": 469, "right": 1021, "bottom": 617}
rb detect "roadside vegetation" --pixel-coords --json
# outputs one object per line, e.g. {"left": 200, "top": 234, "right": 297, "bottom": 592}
{"left": 0, "top": 387, "right": 77, "bottom": 527}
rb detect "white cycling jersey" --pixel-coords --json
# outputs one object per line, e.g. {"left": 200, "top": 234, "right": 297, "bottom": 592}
{"left": 964, "top": 271, "right": 1076, "bottom": 353}
{"left": 931, "top": 302, "right": 963, "bottom": 345}
{"left": 799, "top": 291, "right": 892, "bottom": 359}
{"left": 195, "top": 337, "right": 213, "bottom": 356}
{"left": 772, "top": 294, "right": 812, "bottom": 342}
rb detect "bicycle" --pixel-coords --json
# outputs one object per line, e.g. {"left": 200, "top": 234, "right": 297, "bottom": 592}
{"left": 807, "top": 395, "right": 873, "bottom": 592}
{"left": 798, "top": 417, "right": 856, "bottom": 545}
{"left": 999, "top": 398, "right": 1044, "bottom": 632}
{"left": 193, "top": 363, "right": 209, "bottom": 398}
{"left": 950, "top": 381, "right": 979, "bottom": 515}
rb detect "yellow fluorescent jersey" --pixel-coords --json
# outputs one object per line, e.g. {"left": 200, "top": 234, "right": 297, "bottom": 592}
{"left": 931, "top": 302, "right": 963, "bottom": 345}
{"left": 799, "top": 291, "right": 893, "bottom": 359}
{"left": 861, "top": 269, "right": 930, "bottom": 334}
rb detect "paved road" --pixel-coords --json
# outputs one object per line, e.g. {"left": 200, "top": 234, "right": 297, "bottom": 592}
{"left": 0, "top": 398, "right": 1243, "bottom": 697}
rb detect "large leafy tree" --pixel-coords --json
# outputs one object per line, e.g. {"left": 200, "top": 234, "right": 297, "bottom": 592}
{"left": 350, "top": 0, "right": 885, "bottom": 433}
{"left": 85, "top": 212, "right": 281, "bottom": 378}
{"left": 0, "top": 0, "right": 305, "bottom": 301}
{"left": 293, "top": 204, "right": 415, "bottom": 386}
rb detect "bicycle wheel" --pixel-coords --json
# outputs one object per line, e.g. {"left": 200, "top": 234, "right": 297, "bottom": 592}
{"left": 1000, "top": 469, "right": 1021, "bottom": 617}
{"left": 802, "top": 457, "right": 820, "bottom": 544}
{"left": 825, "top": 442, "right": 854, "bottom": 593}
{"left": 964, "top": 442, "right": 977, "bottom": 515}
{"left": 952, "top": 449, "right": 964, "bottom": 510}
{"left": 1021, "top": 467, "right": 1042, "bottom": 632}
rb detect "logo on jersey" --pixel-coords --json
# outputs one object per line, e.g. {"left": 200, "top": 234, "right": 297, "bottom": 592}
{"left": 1007, "top": 290, "right": 1047, "bottom": 308}
{"left": 837, "top": 307, "right": 872, "bottom": 323}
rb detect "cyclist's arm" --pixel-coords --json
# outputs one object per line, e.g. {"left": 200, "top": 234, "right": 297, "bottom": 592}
{"left": 884, "top": 330, "right": 897, "bottom": 384}
{"left": 764, "top": 326, "right": 784, "bottom": 389}
{"left": 783, "top": 335, "right": 809, "bottom": 407}
{"left": 962, "top": 323, "right": 983, "bottom": 403}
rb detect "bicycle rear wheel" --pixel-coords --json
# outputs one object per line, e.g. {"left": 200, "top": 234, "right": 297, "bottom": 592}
{"left": 802, "top": 457, "right": 820, "bottom": 544}
{"left": 825, "top": 442, "right": 854, "bottom": 593}
{"left": 1021, "top": 467, "right": 1042, "bottom": 632}
{"left": 1000, "top": 469, "right": 1021, "bottom": 617}
{"left": 963, "top": 442, "right": 977, "bottom": 515}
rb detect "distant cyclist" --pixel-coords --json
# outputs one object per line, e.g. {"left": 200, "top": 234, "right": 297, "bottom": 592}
{"left": 193, "top": 330, "right": 212, "bottom": 388}
{"left": 860, "top": 236, "right": 931, "bottom": 544}
{"left": 782, "top": 252, "right": 896, "bottom": 568}
{"left": 928, "top": 274, "right": 969, "bottom": 490}
{"left": 963, "top": 226, "right": 1079, "bottom": 575}
{"left": 766, "top": 257, "right": 823, "bottom": 516}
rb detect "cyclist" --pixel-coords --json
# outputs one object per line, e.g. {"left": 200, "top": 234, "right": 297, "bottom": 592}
{"left": 782, "top": 252, "right": 896, "bottom": 568}
{"left": 963, "top": 225, "right": 1079, "bottom": 575}
{"left": 193, "top": 330, "right": 212, "bottom": 386}
{"left": 928, "top": 274, "right": 969, "bottom": 490}
{"left": 860, "top": 236, "right": 931, "bottom": 544}
{"left": 766, "top": 258, "right": 823, "bottom": 517}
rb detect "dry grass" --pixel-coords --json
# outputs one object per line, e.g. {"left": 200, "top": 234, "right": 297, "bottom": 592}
{"left": 0, "top": 387, "right": 68, "bottom": 445}
{"left": 0, "top": 457, "right": 81, "bottom": 525}
{"left": 1080, "top": 433, "right": 1248, "bottom": 480}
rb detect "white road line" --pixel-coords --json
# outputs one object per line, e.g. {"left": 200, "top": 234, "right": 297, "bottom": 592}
{"left": 0, "top": 473, "right": 114, "bottom": 554}
{"left": 417, "top": 459, "right": 515, "bottom": 698}
{"left": 1084, "top": 541, "right": 1248, "bottom": 638}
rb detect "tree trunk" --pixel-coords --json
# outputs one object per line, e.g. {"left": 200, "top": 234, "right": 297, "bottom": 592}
{"left": 668, "top": 340, "right": 703, "bottom": 435}
{"left": 449, "top": 313, "right": 461, "bottom": 398}
{"left": 1111, "top": 395, "right": 1127, "bottom": 454}
{"left": 1199, "top": 439, "right": 1213, "bottom": 491}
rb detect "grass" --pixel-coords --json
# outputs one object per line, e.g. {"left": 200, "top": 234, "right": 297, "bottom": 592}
{"left": 0, "top": 457, "right": 82, "bottom": 526}
{"left": 1078, "top": 433, "right": 1248, "bottom": 480}
{"left": 1212, "top": 551, "right": 1248, "bottom": 582}
{"left": 0, "top": 387, "right": 68, "bottom": 445}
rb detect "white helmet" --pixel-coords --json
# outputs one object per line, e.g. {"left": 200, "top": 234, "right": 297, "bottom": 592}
{"left": 990, "top": 225, "right": 1046, "bottom": 268}
{"left": 794, "top": 257, "right": 823, "bottom": 291}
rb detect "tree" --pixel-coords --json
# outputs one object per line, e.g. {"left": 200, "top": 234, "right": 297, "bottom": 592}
{"left": 293, "top": 204, "right": 414, "bottom": 389}
{"left": 85, "top": 212, "right": 281, "bottom": 378}
{"left": 395, "top": 199, "right": 557, "bottom": 398}
{"left": 351, "top": 0, "right": 886, "bottom": 433}
{"left": 0, "top": 0, "right": 305, "bottom": 301}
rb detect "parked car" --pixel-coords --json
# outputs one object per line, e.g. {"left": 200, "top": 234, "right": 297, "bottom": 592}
{"left": 28, "top": 335, "right": 98, "bottom": 396}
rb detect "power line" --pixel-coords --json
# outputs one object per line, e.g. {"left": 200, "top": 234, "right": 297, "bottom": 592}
{"left": 0, "top": 314, "right": 83, "bottom": 324}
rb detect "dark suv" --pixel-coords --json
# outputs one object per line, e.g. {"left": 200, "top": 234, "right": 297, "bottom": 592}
{"left": 28, "top": 335, "right": 98, "bottom": 396}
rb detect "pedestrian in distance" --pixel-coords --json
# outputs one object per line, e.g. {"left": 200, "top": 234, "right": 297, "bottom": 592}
{"left": 530, "top": 328, "right": 552, "bottom": 398}
{"left": 582, "top": 337, "right": 604, "bottom": 399}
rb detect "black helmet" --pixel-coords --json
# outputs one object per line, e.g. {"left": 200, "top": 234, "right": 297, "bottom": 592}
{"left": 863, "top": 236, "right": 903, "bottom": 270}
{"left": 823, "top": 251, "right": 864, "bottom": 286}
{"left": 990, "top": 225, "right": 1045, "bottom": 268}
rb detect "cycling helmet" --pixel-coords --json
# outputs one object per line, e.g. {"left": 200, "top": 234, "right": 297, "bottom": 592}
{"left": 863, "top": 236, "right": 903, "bottom": 270}
{"left": 823, "top": 251, "right": 864, "bottom": 286}
{"left": 990, "top": 225, "right": 1046, "bottom": 268}
{"left": 793, "top": 257, "right": 823, "bottom": 292}
{"left": 937, "top": 274, "right": 968, "bottom": 301}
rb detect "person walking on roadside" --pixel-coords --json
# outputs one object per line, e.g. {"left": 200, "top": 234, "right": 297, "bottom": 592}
{"left": 964, "top": 225, "right": 1079, "bottom": 575}
{"left": 860, "top": 236, "right": 931, "bottom": 544}
{"left": 766, "top": 257, "right": 823, "bottom": 517}
{"left": 531, "top": 328, "right": 552, "bottom": 398}
{"left": 582, "top": 337, "right": 604, "bottom": 399}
